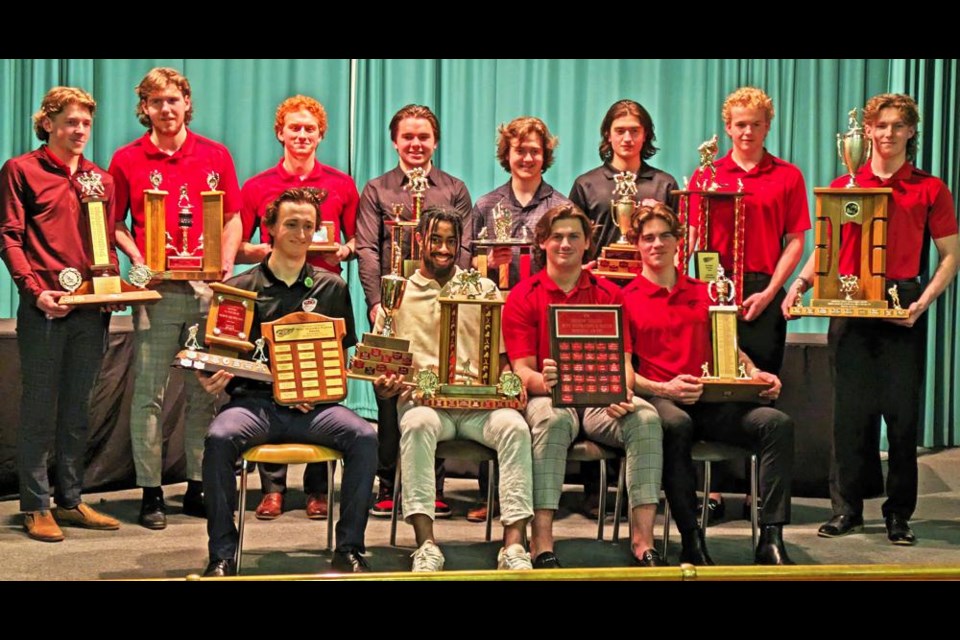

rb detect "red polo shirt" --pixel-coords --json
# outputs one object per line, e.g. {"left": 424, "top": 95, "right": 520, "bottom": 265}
{"left": 623, "top": 270, "right": 712, "bottom": 382}
{"left": 1, "top": 147, "right": 117, "bottom": 301}
{"left": 503, "top": 268, "right": 630, "bottom": 369}
{"left": 108, "top": 130, "right": 241, "bottom": 258}
{"left": 689, "top": 150, "right": 810, "bottom": 275}
{"left": 240, "top": 159, "right": 359, "bottom": 274}
{"left": 835, "top": 162, "right": 958, "bottom": 279}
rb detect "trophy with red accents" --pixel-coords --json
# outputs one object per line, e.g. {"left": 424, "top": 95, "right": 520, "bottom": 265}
{"left": 347, "top": 274, "right": 415, "bottom": 383}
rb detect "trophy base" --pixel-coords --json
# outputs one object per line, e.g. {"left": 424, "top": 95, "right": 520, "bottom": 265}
{"left": 167, "top": 256, "right": 204, "bottom": 270}
{"left": 60, "top": 279, "right": 162, "bottom": 306}
{"left": 347, "top": 360, "right": 413, "bottom": 381}
{"left": 594, "top": 254, "right": 642, "bottom": 280}
{"left": 172, "top": 349, "right": 273, "bottom": 382}
{"left": 308, "top": 243, "right": 339, "bottom": 253}
{"left": 592, "top": 269, "right": 638, "bottom": 280}
{"left": 788, "top": 302, "right": 910, "bottom": 318}
{"left": 421, "top": 393, "right": 525, "bottom": 410}
{"left": 697, "top": 378, "right": 772, "bottom": 403}
{"left": 154, "top": 268, "right": 223, "bottom": 281}
{"left": 360, "top": 334, "right": 412, "bottom": 353}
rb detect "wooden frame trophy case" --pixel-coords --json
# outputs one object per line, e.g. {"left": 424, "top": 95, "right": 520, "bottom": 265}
{"left": 59, "top": 170, "right": 162, "bottom": 306}
{"left": 788, "top": 109, "right": 907, "bottom": 319}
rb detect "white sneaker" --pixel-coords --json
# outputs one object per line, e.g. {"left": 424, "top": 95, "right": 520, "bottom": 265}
{"left": 497, "top": 543, "right": 533, "bottom": 570}
{"left": 411, "top": 540, "right": 445, "bottom": 572}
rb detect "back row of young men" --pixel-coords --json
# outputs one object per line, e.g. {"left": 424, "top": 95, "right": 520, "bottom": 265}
{"left": 1, "top": 67, "right": 956, "bottom": 576}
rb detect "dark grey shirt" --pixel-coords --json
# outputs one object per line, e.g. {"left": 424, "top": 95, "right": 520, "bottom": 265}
{"left": 470, "top": 179, "right": 571, "bottom": 282}
{"left": 568, "top": 162, "right": 679, "bottom": 262}
{"left": 355, "top": 165, "right": 472, "bottom": 311}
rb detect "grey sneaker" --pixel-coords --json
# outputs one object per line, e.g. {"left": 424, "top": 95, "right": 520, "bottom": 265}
{"left": 497, "top": 543, "right": 533, "bottom": 570}
{"left": 411, "top": 540, "right": 445, "bottom": 572}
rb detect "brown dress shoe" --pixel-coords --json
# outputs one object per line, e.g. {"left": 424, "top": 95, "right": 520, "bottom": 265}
{"left": 306, "top": 494, "right": 328, "bottom": 519}
{"left": 255, "top": 492, "right": 283, "bottom": 520}
{"left": 24, "top": 511, "right": 65, "bottom": 542}
{"left": 53, "top": 503, "right": 120, "bottom": 530}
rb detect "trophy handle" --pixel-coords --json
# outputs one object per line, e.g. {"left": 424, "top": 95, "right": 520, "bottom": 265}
{"left": 836, "top": 134, "right": 844, "bottom": 164}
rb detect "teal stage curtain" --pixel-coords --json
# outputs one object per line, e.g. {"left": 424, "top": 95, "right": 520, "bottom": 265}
{"left": 2, "top": 59, "right": 957, "bottom": 438}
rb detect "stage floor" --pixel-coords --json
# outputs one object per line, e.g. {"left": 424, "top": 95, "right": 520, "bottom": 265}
{"left": 2, "top": 448, "right": 959, "bottom": 580}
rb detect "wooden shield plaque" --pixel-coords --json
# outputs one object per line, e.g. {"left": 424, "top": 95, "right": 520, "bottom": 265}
{"left": 549, "top": 304, "right": 627, "bottom": 408}
{"left": 261, "top": 311, "right": 348, "bottom": 406}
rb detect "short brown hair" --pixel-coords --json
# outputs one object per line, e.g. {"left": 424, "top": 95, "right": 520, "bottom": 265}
{"left": 863, "top": 93, "right": 920, "bottom": 162}
{"left": 533, "top": 203, "right": 593, "bottom": 268}
{"left": 263, "top": 187, "right": 324, "bottom": 235}
{"left": 33, "top": 86, "right": 96, "bottom": 142}
{"left": 135, "top": 67, "right": 193, "bottom": 129}
{"left": 389, "top": 104, "right": 440, "bottom": 143}
{"left": 599, "top": 99, "right": 659, "bottom": 163}
{"left": 629, "top": 202, "right": 680, "bottom": 245}
{"left": 274, "top": 95, "right": 328, "bottom": 141}
{"left": 496, "top": 116, "right": 558, "bottom": 173}
{"left": 722, "top": 86, "right": 774, "bottom": 125}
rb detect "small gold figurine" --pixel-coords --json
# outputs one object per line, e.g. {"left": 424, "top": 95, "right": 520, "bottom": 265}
{"left": 888, "top": 284, "right": 902, "bottom": 310}
{"left": 701, "top": 362, "right": 711, "bottom": 378}
{"left": 738, "top": 362, "right": 749, "bottom": 379}
{"left": 184, "top": 324, "right": 201, "bottom": 350}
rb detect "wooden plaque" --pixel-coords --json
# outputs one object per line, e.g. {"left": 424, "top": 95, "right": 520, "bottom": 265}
{"left": 308, "top": 221, "right": 339, "bottom": 253}
{"left": 261, "top": 311, "right": 348, "bottom": 405}
{"left": 549, "top": 304, "right": 627, "bottom": 408}
{"left": 206, "top": 283, "right": 256, "bottom": 352}
{"left": 698, "top": 378, "right": 772, "bottom": 403}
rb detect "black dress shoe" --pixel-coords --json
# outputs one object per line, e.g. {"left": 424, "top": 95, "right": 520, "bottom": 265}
{"left": 754, "top": 524, "right": 795, "bottom": 565}
{"left": 331, "top": 550, "right": 371, "bottom": 573}
{"left": 203, "top": 558, "right": 237, "bottom": 577}
{"left": 532, "top": 551, "right": 563, "bottom": 569}
{"left": 885, "top": 514, "right": 917, "bottom": 546}
{"left": 182, "top": 490, "right": 205, "bottom": 518}
{"left": 817, "top": 514, "right": 864, "bottom": 538}
{"left": 679, "top": 529, "right": 715, "bottom": 565}
{"left": 139, "top": 490, "right": 167, "bottom": 530}
{"left": 634, "top": 548, "right": 669, "bottom": 567}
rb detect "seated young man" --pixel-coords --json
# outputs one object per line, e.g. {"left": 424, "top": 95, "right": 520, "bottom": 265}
{"left": 195, "top": 188, "right": 377, "bottom": 576}
{"left": 502, "top": 203, "right": 665, "bottom": 569}
{"left": 623, "top": 203, "right": 794, "bottom": 565}
{"left": 374, "top": 207, "right": 534, "bottom": 572}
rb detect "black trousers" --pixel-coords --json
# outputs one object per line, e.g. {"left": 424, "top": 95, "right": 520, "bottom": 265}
{"left": 653, "top": 397, "right": 794, "bottom": 534}
{"left": 738, "top": 273, "right": 787, "bottom": 377}
{"left": 827, "top": 280, "right": 925, "bottom": 520}
{"left": 16, "top": 302, "right": 108, "bottom": 512}
{"left": 257, "top": 461, "right": 327, "bottom": 495}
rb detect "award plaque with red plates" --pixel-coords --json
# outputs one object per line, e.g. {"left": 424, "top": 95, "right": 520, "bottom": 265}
{"left": 549, "top": 304, "right": 627, "bottom": 408}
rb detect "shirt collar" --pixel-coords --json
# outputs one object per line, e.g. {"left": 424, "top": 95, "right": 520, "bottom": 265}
{"left": 140, "top": 129, "right": 196, "bottom": 159}
{"left": 259, "top": 254, "right": 314, "bottom": 288}
{"left": 274, "top": 158, "right": 326, "bottom": 182}
{"left": 410, "top": 265, "right": 460, "bottom": 290}
{"left": 537, "top": 268, "right": 595, "bottom": 294}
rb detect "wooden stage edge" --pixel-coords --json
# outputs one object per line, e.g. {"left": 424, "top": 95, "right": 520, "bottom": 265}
{"left": 168, "top": 564, "right": 960, "bottom": 582}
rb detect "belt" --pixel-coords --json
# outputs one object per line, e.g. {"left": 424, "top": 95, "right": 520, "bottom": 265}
{"left": 742, "top": 272, "right": 771, "bottom": 282}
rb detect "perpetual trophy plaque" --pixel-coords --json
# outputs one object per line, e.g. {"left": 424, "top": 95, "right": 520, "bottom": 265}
{"left": 171, "top": 283, "right": 271, "bottom": 382}
{"left": 262, "top": 310, "right": 348, "bottom": 405}
{"left": 548, "top": 304, "right": 627, "bottom": 408}
{"left": 698, "top": 268, "right": 771, "bottom": 402}
{"left": 143, "top": 171, "right": 223, "bottom": 281}
{"left": 788, "top": 109, "right": 907, "bottom": 319}
{"left": 347, "top": 274, "right": 415, "bottom": 383}
{"left": 471, "top": 200, "right": 534, "bottom": 291}
{"left": 593, "top": 171, "right": 643, "bottom": 280}
{"left": 59, "top": 170, "right": 162, "bottom": 306}
{"left": 674, "top": 136, "right": 748, "bottom": 306}
{"left": 415, "top": 270, "right": 524, "bottom": 410}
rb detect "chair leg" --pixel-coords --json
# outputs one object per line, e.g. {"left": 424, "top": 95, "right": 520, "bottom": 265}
{"left": 485, "top": 460, "right": 496, "bottom": 543}
{"left": 389, "top": 457, "right": 402, "bottom": 547}
{"left": 750, "top": 454, "right": 759, "bottom": 550}
{"left": 699, "top": 461, "right": 712, "bottom": 532}
{"left": 596, "top": 458, "right": 608, "bottom": 541}
{"left": 236, "top": 460, "right": 249, "bottom": 575}
{"left": 661, "top": 499, "right": 671, "bottom": 558}
{"left": 326, "top": 460, "right": 336, "bottom": 552}
{"left": 612, "top": 457, "right": 626, "bottom": 542}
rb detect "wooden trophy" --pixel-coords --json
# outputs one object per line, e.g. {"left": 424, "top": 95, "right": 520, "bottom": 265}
{"left": 171, "top": 282, "right": 272, "bottom": 382}
{"left": 59, "top": 170, "right": 162, "bottom": 306}
{"left": 347, "top": 273, "right": 415, "bottom": 383}
{"left": 261, "top": 302, "right": 348, "bottom": 405}
{"left": 548, "top": 304, "right": 627, "bottom": 408}
{"left": 143, "top": 170, "right": 223, "bottom": 281}
{"left": 788, "top": 109, "right": 907, "bottom": 319}
{"left": 383, "top": 167, "right": 428, "bottom": 278}
{"left": 698, "top": 267, "right": 772, "bottom": 402}
{"left": 471, "top": 201, "right": 535, "bottom": 291}
{"left": 414, "top": 270, "right": 524, "bottom": 410}
{"left": 593, "top": 171, "right": 643, "bottom": 280}
{"left": 674, "top": 135, "right": 748, "bottom": 305}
